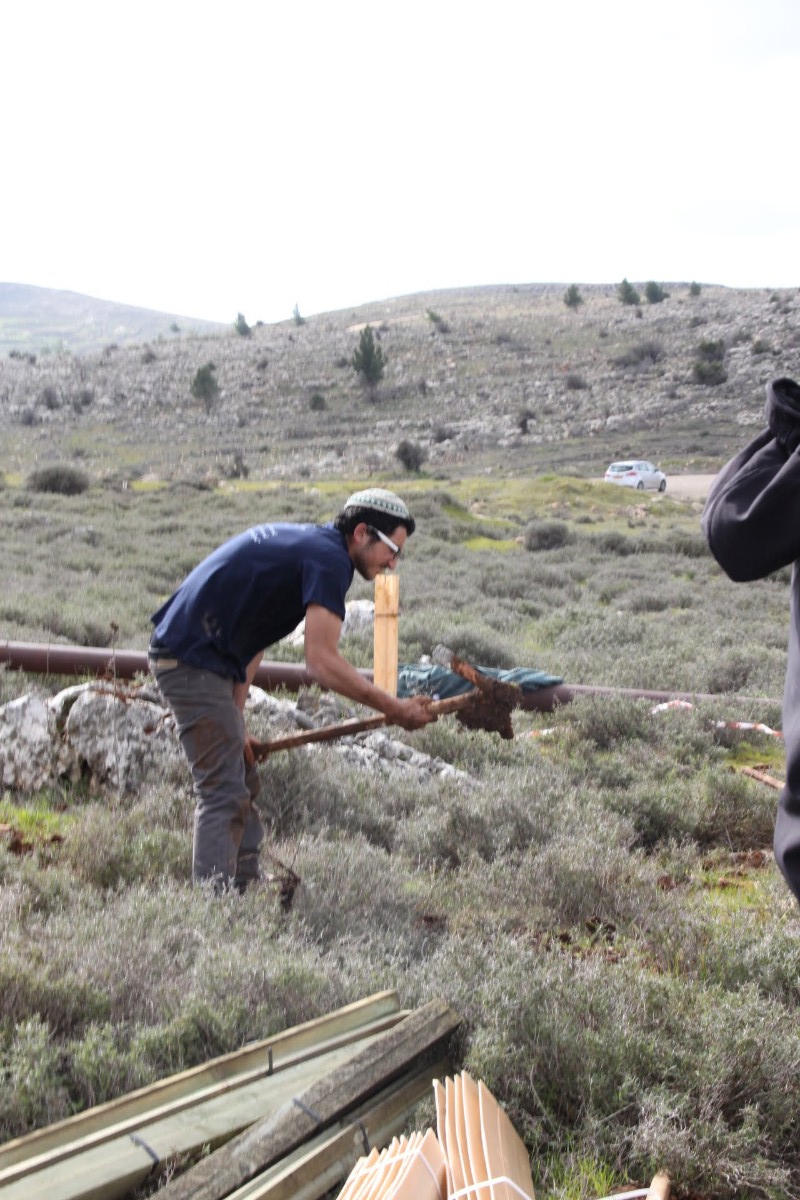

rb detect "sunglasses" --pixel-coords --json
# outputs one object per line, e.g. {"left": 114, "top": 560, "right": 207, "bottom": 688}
{"left": 366, "top": 525, "right": 402, "bottom": 558}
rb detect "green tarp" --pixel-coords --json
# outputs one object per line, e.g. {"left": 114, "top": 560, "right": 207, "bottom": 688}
{"left": 397, "top": 663, "right": 562, "bottom": 699}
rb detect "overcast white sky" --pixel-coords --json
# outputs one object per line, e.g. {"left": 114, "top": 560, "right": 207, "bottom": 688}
{"left": 3, "top": 0, "right": 799, "bottom": 325}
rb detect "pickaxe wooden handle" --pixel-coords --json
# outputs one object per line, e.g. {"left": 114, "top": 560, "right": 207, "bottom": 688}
{"left": 249, "top": 690, "right": 481, "bottom": 760}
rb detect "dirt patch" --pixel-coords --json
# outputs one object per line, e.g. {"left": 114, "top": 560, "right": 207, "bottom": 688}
{"left": 664, "top": 474, "right": 716, "bottom": 501}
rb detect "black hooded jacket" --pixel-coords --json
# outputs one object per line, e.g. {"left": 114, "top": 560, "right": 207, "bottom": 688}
{"left": 702, "top": 378, "right": 800, "bottom": 902}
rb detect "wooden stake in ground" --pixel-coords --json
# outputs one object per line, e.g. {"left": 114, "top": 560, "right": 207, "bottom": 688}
{"left": 373, "top": 573, "right": 399, "bottom": 697}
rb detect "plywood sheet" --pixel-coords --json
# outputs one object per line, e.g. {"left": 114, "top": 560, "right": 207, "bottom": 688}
{"left": 444, "top": 1075, "right": 468, "bottom": 1195}
{"left": 461, "top": 1070, "right": 490, "bottom": 1189}
{"left": 385, "top": 1127, "right": 445, "bottom": 1200}
{"left": 478, "top": 1080, "right": 535, "bottom": 1200}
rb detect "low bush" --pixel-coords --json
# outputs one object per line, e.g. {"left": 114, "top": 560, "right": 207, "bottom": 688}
{"left": 644, "top": 281, "right": 668, "bottom": 303}
{"left": 612, "top": 340, "right": 664, "bottom": 369}
{"left": 40, "top": 386, "right": 60, "bottom": 411}
{"left": 524, "top": 519, "right": 572, "bottom": 551}
{"left": 26, "top": 465, "right": 90, "bottom": 495}
{"left": 618, "top": 278, "right": 641, "bottom": 305}
{"left": 191, "top": 362, "right": 220, "bottom": 409}
{"left": 692, "top": 339, "right": 727, "bottom": 386}
{"left": 590, "top": 530, "right": 640, "bottom": 556}
{"left": 395, "top": 439, "right": 427, "bottom": 471}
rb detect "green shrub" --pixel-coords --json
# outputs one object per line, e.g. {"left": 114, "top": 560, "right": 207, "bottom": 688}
{"left": 524, "top": 519, "right": 572, "bottom": 551}
{"left": 426, "top": 308, "right": 450, "bottom": 333}
{"left": 612, "top": 339, "right": 664, "bottom": 368}
{"left": 309, "top": 393, "right": 326, "bottom": 411}
{"left": 691, "top": 339, "right": 727, "bottom": 385}
{"left": 692, "top": 360, "right": 726, "bottom": 385}
{"left": 689, "top": 280, "right": 702, "bottom": 296}
{"left": 436, "top": 624, "right": 517, "bottom": 669}
{"left": 40, "top": 386, "right": 60, "bottom": 410}
{"left": 234, "top": 313, "right": 252, "bottom": 337}
{"left": 26, "top": 465, "right": 90, "bottom": 495}
{"left": 0, "top": 1016, "right": 70, "bottom": 1138}
{"left": 590, "top": 530, "right": 639, "bottom": 556}
{"left": 395, "top": 439, "right": 427, "bottom": 471}
{"left": 72, "top": 389, "right": 94, "bottom": 412}
{"left": 563, "top": 284, "right": 583, "bottom": 309}
{"left": 190, "top": 362, "right": 220, "bottom": 409}
{"left": 352, "top": 325, "right": 386, "bottom": 391}
{"left": 644, "top": 281, "right": 668, "bottom": 304}
{"left": 617, "top": 278, "right": 641, "bottom": 306}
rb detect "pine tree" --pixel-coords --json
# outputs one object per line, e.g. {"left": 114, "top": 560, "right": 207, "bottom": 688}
{"left": 351, "top": 325, "right": 386, "bottom": 397}
{"left": 617, "top": 278, "right": 641, "bottom": 306}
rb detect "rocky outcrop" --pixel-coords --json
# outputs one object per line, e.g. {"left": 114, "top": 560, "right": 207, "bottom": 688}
{"left": 0, "top": 680, "right": 470, "bottom": 795}
{"left": 0, "top": 683, "right": 180, "bottom": 793}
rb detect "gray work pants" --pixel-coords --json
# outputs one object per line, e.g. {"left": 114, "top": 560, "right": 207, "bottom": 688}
{"left": 150, "top": 659, "right": 264, "bottom": 890}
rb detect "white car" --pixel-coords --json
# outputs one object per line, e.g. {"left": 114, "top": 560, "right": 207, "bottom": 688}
{"left": 604, "top": 460, "right": 667, "bottom": 491}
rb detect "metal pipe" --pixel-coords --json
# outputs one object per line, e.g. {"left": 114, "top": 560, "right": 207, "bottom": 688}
{"left": 0, "top": 641, "right": 779, "bottom": 711}
{"left": 0, "top": 640, "right": 331, "bottom": 693}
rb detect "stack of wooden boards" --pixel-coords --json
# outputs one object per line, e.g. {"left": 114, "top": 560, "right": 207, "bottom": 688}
{"left": 0, "top": 992, "right": 458, "bottom": 1200}
{"left": 334, "top": 1070, "right": 534, "bottom": 1200}
{"left": 0, "top": 991, "right": 670, "bottom": 1200}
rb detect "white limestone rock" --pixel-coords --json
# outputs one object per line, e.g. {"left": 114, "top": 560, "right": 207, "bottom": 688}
{"left": 0, "top": 694, "right": 59, "bottom": 790}
{"left": 60, "top": 686, "right": 181, "bottom": 792}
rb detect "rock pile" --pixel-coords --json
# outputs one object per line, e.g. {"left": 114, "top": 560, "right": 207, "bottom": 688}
{"left": 0, "top": 680, "right": 469, "bottom": 795}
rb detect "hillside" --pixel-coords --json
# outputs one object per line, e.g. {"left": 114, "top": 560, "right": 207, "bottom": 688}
{"left": 0, "top": 282, "right": 225, "bottom": 356}
{"left": 5, "top": 281, "right": 800, "bottom": 1199}
{"left": 0, "top": 280, "right": 797, "bottom": 484}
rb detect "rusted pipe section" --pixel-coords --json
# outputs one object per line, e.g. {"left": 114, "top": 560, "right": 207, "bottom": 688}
{"left": 0, "top": 641, "right": 779, "bottom": 711}
{"left": 0, "top": 640, "right": 332, "bottom": 693}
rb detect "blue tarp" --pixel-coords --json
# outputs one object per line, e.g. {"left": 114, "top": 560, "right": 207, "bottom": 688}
{"left": 397, "top": 663, "right": 563, "bottom": 699}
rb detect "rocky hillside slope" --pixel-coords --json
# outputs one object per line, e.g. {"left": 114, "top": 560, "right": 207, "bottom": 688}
{"left": 1, "top": 282, "right": 797, "bottom": 484}
{"left": 0, "top": 282, "right": 224, "bottom": 356}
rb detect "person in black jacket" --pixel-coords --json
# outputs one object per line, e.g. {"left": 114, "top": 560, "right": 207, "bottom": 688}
{"left": 702, "top": 377, "right": 800, "bottom": 904}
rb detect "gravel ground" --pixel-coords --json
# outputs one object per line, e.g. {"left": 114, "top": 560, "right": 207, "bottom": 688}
{"left": 664, "top": 473, "right": 716, "bottom": 501}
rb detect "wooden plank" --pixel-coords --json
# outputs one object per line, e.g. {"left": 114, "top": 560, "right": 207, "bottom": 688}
{"left": 373, "top": 574, "right": 399, "bottom": 697}
{"left": 384, "top": 1127, "right": 446, "bottom": 1200}
{"left": 157, "top": 998, "right": 461, "bottom": 1200}
{"left": 443, "top": 1076, "right": 467, "bottom": 1196}
{"left": 334, "top": 1149, "right": 380, "bottom": 1200}
{"left": 365, "top": 1133, "right": 418, "bottom": 1200}
{"left": 648, "top": 1172, "right": 671, "bottom": 1200}
{"left": 0, "top": 991, "right": 401, "bottom": 1173}
{"left": 453, "top": 1073, "right": 475, "bottom": 1195}
{"left": 478, "top": 1079, "right": 535, "bottom": 1200}
{"left": 740, "top": 765, "right": 783, "bottom": 790}
{"left": 432, "top": 1079, "right": 452, "bottom": 1200}
{"left": 461, "top": 1070, "right": 490, "bottom": 1191}
{"left": 0, "top": 1029, "right": 401, "bottom": 1200}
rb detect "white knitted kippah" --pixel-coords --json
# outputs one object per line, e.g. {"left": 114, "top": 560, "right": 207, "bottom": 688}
{"left": 344, "top": 488, "right": 410, "bottom": 519}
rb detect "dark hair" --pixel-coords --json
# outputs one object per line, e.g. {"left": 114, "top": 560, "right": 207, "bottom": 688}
{"left": 332, "top": 506, "right": 416, "bottom": 539}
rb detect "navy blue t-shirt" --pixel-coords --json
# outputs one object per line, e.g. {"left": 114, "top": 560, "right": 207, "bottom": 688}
{"left": 151, "top": 522, "right": 354, "bottom": 681}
